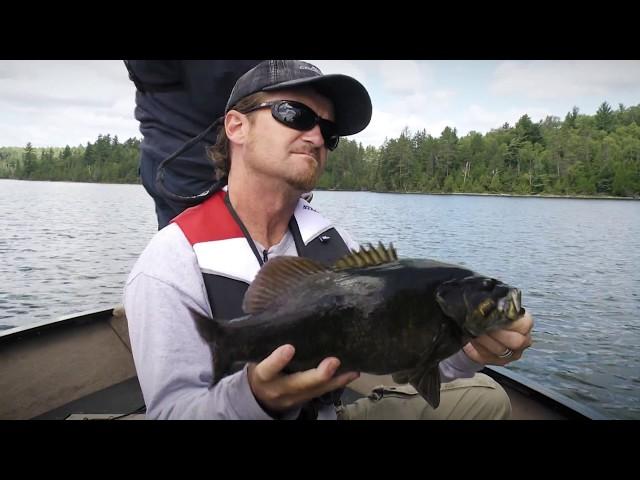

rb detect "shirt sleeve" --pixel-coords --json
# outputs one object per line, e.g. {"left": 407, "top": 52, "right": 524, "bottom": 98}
{"left": 438, "top": 350, "right": 485, "bottom": 382}
{"left": 123, "top": 224, "right": 274, "bottom": 419}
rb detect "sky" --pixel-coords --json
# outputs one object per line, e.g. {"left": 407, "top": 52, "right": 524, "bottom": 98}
{"left": 1, "top": 60, "right": 639, "bottom": 149}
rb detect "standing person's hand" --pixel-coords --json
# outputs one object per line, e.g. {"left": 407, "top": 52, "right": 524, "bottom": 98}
{"left": 247, "top": 344, "right": 360, "bottom": 416}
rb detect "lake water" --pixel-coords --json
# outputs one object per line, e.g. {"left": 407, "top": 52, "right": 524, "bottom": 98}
{"left": 1, "top": 179, "right": 639, "bottom": 419}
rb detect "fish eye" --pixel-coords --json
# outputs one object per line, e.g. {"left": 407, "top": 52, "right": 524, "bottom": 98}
{"left": 481, "top": 278, "right": 497, "bottom": 290}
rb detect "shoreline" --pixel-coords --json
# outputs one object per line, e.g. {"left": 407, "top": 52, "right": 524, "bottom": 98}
{"left": 0, "top": 177, "right": 140, "bottom": 187}
{"left": 315, "top": 187, "right": 640, "bottom": 201}
{"left": 2, "top": 178, "right": 638, "bottom": 201}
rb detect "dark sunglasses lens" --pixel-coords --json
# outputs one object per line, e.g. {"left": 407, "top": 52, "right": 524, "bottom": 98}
{"left": 274, "top": 102, "right": 316, "bottom": 130}
{"left": 326, "top": 136, "right": 339, "bottom": 150}
{"left": 274, "top": 101, "right": 340, "bottom": 150}
{"left": 320, "top": 121, "right": 339, "bottom": 150}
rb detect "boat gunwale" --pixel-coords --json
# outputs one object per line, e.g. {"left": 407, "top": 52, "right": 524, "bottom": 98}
{"left": 0, "top": 307, "right": 115, "bottom": 344}
{"left": 481, "top": 365, "right": 609, "bottom": 420}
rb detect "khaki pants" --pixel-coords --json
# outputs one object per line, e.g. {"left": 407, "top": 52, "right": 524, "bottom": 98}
{"left": 336, "top": 373, "right": 511, "bottom": 420}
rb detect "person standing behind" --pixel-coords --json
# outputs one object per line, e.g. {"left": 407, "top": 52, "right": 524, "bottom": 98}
{"left": 124, "top": 60, "right": 261, "bottom": 229}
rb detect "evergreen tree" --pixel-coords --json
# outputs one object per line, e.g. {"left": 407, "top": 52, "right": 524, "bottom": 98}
{"left": 22, "top": 142, "right": 36, "bottom": 178}
{"left": 515, "top": 114, "right": 543, "bottom": 144}
{"left": 595, "top": 101, "right": 615, "bottom": 132}
{"left": 564, "top": 107, "right": 579, "bottom": 129}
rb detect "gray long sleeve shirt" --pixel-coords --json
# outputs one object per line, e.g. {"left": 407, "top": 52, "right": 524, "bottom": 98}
{"left": 124, "top": 222, "right": 484, "bottom": 420}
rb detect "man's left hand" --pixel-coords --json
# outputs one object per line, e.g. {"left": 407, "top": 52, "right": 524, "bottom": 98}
{"left": 463, "top": 311, "right": 534, "bottom": 366}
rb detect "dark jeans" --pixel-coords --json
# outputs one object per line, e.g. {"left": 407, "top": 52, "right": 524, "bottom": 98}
{"left": 139, "top": 155, "right": 213, "bottom": 230}
{"left": 141, "top": 179, "right": 185, "bottom": 230}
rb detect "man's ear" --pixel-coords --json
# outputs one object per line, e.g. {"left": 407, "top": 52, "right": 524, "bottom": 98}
{"left": 225, "top": 111, "right": 248, "bottom": 145}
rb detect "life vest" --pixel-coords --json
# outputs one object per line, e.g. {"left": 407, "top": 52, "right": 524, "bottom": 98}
{"left": 172, "top": 189, "right": 351, "bottom": 418}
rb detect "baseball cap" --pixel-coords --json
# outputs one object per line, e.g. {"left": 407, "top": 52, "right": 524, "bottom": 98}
{"left": 225, "top": 60, "right": 372, "bottom": 136}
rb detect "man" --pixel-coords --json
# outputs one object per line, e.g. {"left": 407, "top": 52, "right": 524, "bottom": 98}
{"left": 125, "top": 60, "right": 261, "bottom": 229}
{"left": 124, "top": 60, "right": 533, "bottom": 420}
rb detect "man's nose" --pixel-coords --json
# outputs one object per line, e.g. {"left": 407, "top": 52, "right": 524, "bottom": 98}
{"left": 302, "top": 124, "right": 325, "bottom": 148}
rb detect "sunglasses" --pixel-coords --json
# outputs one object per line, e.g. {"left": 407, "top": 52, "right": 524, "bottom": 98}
{"left": 239, "top": 100, "right": 340, "bottom": 151}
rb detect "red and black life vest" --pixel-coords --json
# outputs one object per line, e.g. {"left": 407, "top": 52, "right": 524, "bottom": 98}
{"left": 173, "top": 189, "right": 351, "bottom": 319}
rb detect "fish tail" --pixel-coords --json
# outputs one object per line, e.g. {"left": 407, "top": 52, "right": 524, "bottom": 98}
{"left": 193, "top": 316, "right": 234, "bottom": 385}
{"left": 212, "top": 341, "right": 233, "bottom": 385}
{"left": 209, "top": 320, "right": 237, "bottom": 385}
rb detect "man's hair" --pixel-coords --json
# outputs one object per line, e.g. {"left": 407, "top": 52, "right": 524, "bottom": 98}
{"left": 207, "top": 91, "right": 270, "bottom": 180}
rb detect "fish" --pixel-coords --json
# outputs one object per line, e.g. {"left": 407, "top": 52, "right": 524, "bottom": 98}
{"left": 204, "top": 243, "right": 524, "bottom": 409}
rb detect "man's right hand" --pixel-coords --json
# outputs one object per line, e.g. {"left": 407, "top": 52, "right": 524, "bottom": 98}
{"left": 247, "top": 344, "right": 359, "bottom": 415}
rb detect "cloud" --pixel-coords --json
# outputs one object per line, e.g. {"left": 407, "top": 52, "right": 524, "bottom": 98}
{"left": 491, "top": 60, "right": 640, "bottom": 99}
{"left": 378, "top": 88, "right": 457, "bottom": 130}
{"left": 350, "top": 108, "right": 454, "bottom": 148}
{"left": 463, "top": 104, "right": 506, "bottom": 132}
{"left": 0, "top": 103, "right": 140, "bottom": 148}
{"left": 377, "top": 60, "right": 428, "bottom": 95}
{"left": 304, "top": 60, "right": 370, "bottom": 86}
{"left": 0, "top": 60, "right": 133, "bottom": 108}
{"left": 456, "top": 104, "right": 554, "bottom": 135}
{"left": 432, "top": 88, "right": 457, "bottom": 102}
{"left": 0, "top": 60, "right": 139, "bottom": 147}
{"left": 306, "top": 60, "right": 447, "bottom": 146}
{"left": 4, "top": 60, "right": 637, "bottom": 150}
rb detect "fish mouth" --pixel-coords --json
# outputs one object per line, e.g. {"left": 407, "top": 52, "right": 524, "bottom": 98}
{"left": 497, "top": 288, "right": 523, "bottom": 321}
{"left": 436, "top": 276, "right": 525, "bottom": 337}
{"left": 464, "top": 287, "right": 524, "bottom": 337}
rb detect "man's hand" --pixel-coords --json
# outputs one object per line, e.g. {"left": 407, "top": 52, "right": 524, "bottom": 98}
{"left": 247, "top": 344, "right": 359, "bottom": 415}
{"left": 463, "top": 311, "right": 534, "bottom": 366}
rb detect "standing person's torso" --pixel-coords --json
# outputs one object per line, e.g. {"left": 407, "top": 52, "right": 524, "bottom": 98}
{"left": 129, "top": 60, "right": 261, "bottom": 168}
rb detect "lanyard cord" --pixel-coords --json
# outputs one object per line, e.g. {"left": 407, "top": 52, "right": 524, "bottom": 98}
{"left": 223, "top": 192, "right": 265, "bottom": 267}
{"left": 154, "top": 117, "right": 226, "bottom": 204}
{"left": 223, "top": 191, "right": 303, "bottom": 267}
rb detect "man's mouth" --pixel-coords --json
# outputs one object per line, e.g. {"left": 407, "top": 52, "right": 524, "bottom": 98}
{"left": 293, "top": 152, "right": 319, "bottom": 163}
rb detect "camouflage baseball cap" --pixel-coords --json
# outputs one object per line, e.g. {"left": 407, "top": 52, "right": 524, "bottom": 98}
{"left": 225, "top": 60, "right": 372, "bottom": 136}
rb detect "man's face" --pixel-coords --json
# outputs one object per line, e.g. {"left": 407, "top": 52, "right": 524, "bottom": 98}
{"left": 243, "top": 87, "right": 335, "bottom": 192}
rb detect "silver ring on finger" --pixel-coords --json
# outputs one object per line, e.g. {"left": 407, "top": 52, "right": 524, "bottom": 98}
{"left": 498, "top": 348, "right": 514, "bottom": 359}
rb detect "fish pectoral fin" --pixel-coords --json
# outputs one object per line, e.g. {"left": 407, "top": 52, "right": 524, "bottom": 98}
{"left": 242, "top": 256, "right": 329, "bottom": 314}
{"left": 409, "top": 366, "right": 442, "bottom": 409}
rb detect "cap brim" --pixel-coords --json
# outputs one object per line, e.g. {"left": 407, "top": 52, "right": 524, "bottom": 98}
{"left": 262, "top": 74, "right": 372, "bottom": 136}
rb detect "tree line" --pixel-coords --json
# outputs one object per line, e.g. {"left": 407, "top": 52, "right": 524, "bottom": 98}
{"left": 321, "top": 102, "right": 640, "bottom": 197}
{"left": 0, "top": 135, "right": 140, "bottom": 184}
{"left": 1, "top": 102, "right": 639, "bottom": 197}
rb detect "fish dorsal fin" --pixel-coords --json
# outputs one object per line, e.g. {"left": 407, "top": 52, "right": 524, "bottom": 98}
{"left": 242, "top": 256, "right": 329, "bottom": 314}
{"left": 334, "top": 242, "right": 398, "bottom": 271}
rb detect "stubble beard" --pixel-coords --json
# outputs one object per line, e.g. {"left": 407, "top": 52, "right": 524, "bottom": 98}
{"left": 286, "top": 155, "right": 323, "bottom": 192}
{"left": 246, "top": 142, "right": 323, "bottom": 193}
